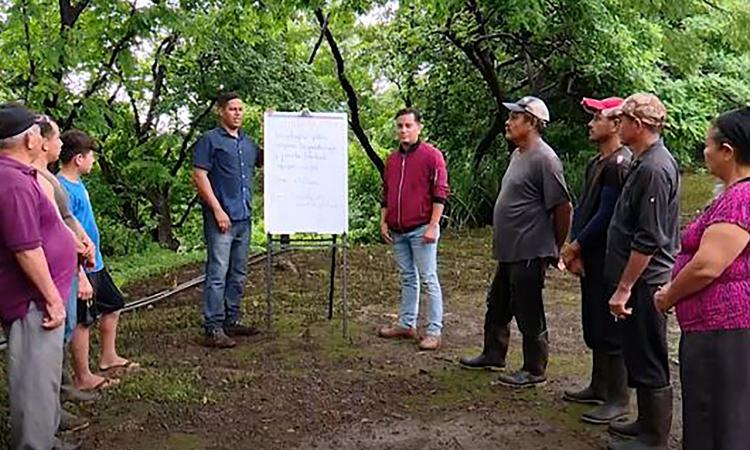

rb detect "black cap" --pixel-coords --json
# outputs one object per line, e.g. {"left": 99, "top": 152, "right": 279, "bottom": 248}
{"left": 0, "top": 104, "right": 38, "bottom": 140}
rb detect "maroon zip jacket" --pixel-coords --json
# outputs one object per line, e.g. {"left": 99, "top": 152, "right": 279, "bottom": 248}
{"left": 381, "top": 141, "right": 450, "bottom": 232}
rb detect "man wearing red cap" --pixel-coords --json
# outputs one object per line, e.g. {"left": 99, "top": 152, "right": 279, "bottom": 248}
{"left": 561, "top": 97, "right": 632, "bottom": 424}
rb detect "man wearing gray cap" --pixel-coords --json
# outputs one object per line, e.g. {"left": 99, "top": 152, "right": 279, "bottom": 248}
{"left": 0, "top": 104, "right": 80, "bottom": 449}
{"left": 460, "top": 96, "right": 572, "bottom": 387}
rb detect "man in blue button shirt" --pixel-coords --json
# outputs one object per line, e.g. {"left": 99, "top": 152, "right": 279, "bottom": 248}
{"left": 193, "top": 92, "right": 262, "bottom": 348}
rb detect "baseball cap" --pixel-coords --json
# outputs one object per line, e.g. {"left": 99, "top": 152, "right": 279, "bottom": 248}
{"left": 0, "top": 103, "right": 38, "bottom": 140}
{"left": 614, "top": 93, "right": 667, "bottom": 128}
{"left": 581, "top": 97, "right": 624, "bottom": 118}
{"left": 503, "top": 96, "right": 550, "bottom": 122}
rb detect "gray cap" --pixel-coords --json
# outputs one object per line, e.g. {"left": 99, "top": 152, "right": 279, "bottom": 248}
{"left": 502, "top": 96, "right": 550, "bottom": 122}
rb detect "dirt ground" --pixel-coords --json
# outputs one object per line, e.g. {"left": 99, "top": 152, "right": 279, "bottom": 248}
{"left": 59, "top": 227, "right": 685, "bottom": 450}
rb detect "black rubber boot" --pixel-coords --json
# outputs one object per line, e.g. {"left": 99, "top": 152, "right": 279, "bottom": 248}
{"left": 459, "top": 322, "right": 509, "bottom": 371}
{"left": 582, "top": 354, "right": 630, "bottom": 424}
{"left": 496, "top": 330, "right": 548, "bottom": 388}
{"left": 564, "top": 349, "right": 608, "bottom": 405}
{"left": 608, "top": 386, "right": 672, "bottom": 450}
{"left": 521, "top": 329, "right": 549, "bottom": 376}
{"left": 609, "top": 386, "right": 644, "bottom": 438}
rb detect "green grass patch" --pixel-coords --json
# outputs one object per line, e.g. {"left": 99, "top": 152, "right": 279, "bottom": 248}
{"left": 107, "top": 244, "right": 205, "bottom": 287}
{"left": 681, "top": 170, "right": 715, "bottom": 218}
{"left": 114, "top": 367, "right": 209, "bottom": 405}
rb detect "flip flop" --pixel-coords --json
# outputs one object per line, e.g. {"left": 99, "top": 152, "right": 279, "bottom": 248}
{"left": 99, "top": 359, "right": 141, "bottom": 372}
{"left": 81, "top": 377, "right": 120, "bottom": 392}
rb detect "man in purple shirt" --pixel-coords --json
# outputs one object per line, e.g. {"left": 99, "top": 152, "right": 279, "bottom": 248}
{"left": 0, "top": 104, "right": 80, "bottom": 450}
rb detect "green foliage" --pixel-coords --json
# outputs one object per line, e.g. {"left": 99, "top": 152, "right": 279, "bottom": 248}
{"left": 107, "top": 244, "right": 204, "bottom": 287}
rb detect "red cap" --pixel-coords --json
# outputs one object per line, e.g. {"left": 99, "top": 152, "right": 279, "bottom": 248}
{"left": 581, "top": 97, "right": 624, "bottom": 117}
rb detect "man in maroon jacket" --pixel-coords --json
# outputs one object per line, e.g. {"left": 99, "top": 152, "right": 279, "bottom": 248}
{"left": 378, "top": 108, "right": 450, "bottom": 351}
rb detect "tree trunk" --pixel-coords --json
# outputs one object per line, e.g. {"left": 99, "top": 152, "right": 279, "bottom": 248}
{"left": 313, "top": 8, "right": 385, "bottom": 178}
{"left": 150, "top": 188, "right": 179, "bottom": 250}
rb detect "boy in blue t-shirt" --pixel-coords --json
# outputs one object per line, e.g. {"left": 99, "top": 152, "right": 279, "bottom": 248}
{"left": 58, "top": 130, "right": 138, "bottom": 391}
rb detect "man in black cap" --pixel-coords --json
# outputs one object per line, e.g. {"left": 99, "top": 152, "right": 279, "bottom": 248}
{"left": 0, "top": 103, "right": 81, "bottom": 449}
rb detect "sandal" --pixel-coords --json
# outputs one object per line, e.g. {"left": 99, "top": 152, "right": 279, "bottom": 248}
{"left": 81, "top": 377, "right": 120, "bottom": 392}
{"left": 99, "top": 359, "right": 140, "bottom": 372}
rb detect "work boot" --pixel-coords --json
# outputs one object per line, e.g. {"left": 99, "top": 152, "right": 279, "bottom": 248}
{"left": 459, "top": 322, "right": 509, "bottom": 371}
{"left": 564, "top": 350, "right": 607, "bottom": 405}
{"left": 582, "top": 354, "right": 630, "bottom": 424}
{"left": 224, "top": 321, "right": 260, "bottom": 337}
{"left": 608, "top": 386, "right": 672, "bottom": 450}
{"left": 609, "top": 387, "right": 645, "bottom": 438}
{"left": 204, "top": 329, "right": 236, "bottom": 348}
{"left": 418, "top": 335, "right": 441, "bottom": 351}
{"left": 495, "top": 369, "right": 547, "bottom": 387}
{"left": 496, "top": 332, "right": 548, "bottom": 388}
{"left": 59, "top": 408, "right": 90, "bottom": 433}
{"left": 377, "top": 325, "right": 417, "bottom": 339}
{"left": 521, "top": 330, "right": 549, "bottom": 376}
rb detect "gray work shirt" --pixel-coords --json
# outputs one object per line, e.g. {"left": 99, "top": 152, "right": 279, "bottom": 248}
{"left": 493, "top": 139, "right": 571, "bottom": 262}
{"left": 605, "top": 139, "right": 680, "bottom": 286}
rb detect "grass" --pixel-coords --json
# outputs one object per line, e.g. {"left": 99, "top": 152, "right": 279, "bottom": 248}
{"left": 107, "top": 244, "right": 205, "bottom": 287}
{"left": 680, "top": 170, "right": 716, "bottom": 219}
{"left": 114, "top": 367, "right": 209, "bottom": 405}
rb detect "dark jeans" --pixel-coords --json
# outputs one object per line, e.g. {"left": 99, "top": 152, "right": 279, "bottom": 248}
{"left": 485, "top": 259, "right": 549, "bottom": 376}
{"left": 621, "top": 280, "right": 669, "bottom": 388}
{"left": 202, "top": 210, "right": 251, "bottom": 333}
{"left": 681, "top": 328, "right": 750, "bottom": 450}
{"left": 580, "top": 247, "right": 622, "bottom": 353}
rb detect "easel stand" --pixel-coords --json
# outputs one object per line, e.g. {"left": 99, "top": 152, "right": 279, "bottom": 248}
{"left": 265, "top": 233, "right": 349, "bottom": 338}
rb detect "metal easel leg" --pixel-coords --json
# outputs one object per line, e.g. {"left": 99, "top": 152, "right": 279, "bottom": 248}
{"left": 327, "top": 235, "right": 338, "bottom": 320}
{"left": 266, "top": 233, "right": 273, "bottom": 332}
{"left": 342, "top": 234, "right": 349, "bottom": 339}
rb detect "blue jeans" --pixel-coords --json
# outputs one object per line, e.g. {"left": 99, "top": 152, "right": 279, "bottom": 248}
{"left": 64, "top": 274, "right": 78, "bottom": 344}
{"left": 391, "top": 224, "right": 443, "bottom": 336}
{"left": 202, "top": 211, "right": 251, "bottom": 333}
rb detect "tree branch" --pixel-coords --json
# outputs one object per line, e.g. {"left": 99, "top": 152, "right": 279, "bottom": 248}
{"left": 307, "top": 13, "right": 328, "bottom": 65}
{"left": 172, "top": 194, "right": 199, "bottom": 229}
{"left": 143, "top": 34, "right": 178, "bottom": 133}
{"left": 314, "top": 8, "right": 384, "bottom": 178}
{"left": 168, "top": 100, "right": 216, "bottom": 177}
{"left": 61, "top": 26, "right": 138, "bottom": 129}
{"left": 59, "top": 0, "right": 91, "bottom": 31}
{"left": 21, "top": 1, "right": 36, "bottom": 102}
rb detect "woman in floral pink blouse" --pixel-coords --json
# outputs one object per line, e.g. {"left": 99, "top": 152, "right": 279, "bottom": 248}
{"left": 655, "top": 107, "right": 750, "bottom": 450}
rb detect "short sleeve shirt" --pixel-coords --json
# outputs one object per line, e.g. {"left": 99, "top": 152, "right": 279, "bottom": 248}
{"left": 0, "top": 155, "right": 78, "bottom": 325}
{"left": 605, "top": 139, "right": 680, "bottom": 285}
{"left": 674, "top": 181, "right": 750, "bottom": 332}
{"left": 493, "top": 139, "right": 571, "bottom": 262}
{"left": 57, "top": 176, "right": 104, "bottom": 272}
{"left": 193, "top": 127, "right": 259, "bottom": 222}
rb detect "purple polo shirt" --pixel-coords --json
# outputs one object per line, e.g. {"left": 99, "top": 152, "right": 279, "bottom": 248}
{"left": 0, "top": 154, "right": 77, "bottom": 326}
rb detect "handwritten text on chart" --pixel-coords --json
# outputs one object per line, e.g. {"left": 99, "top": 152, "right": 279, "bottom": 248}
{"left": 263, "top": 112, "right": 348, "bottom": 234}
